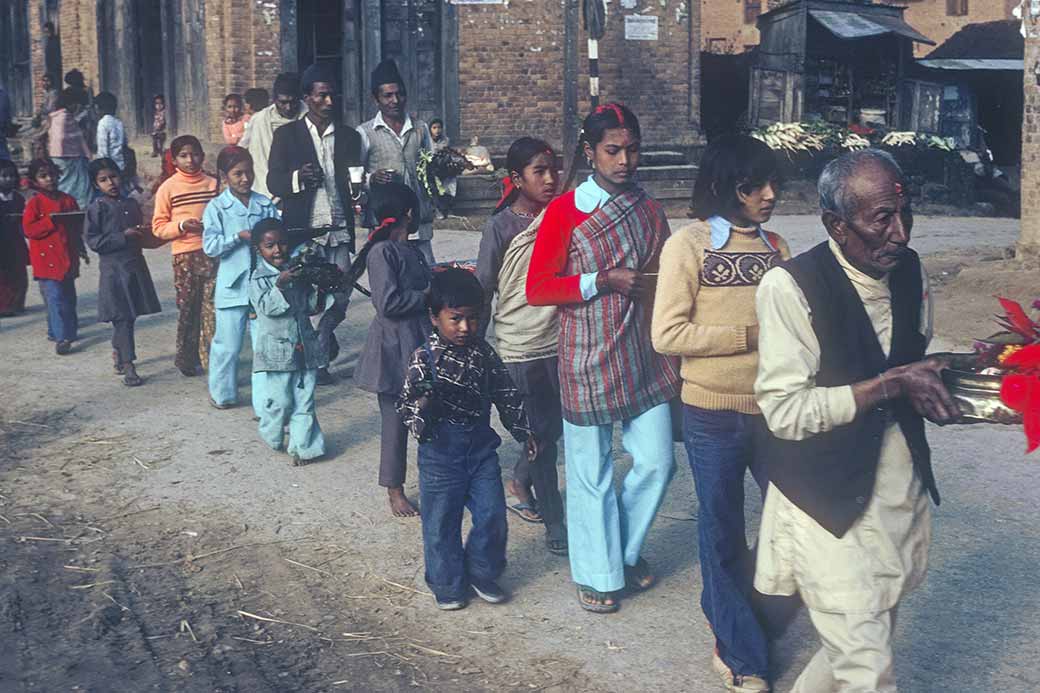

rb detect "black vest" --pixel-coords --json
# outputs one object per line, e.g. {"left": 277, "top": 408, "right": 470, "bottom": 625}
{"left": 756, "top": 242, "right": 939, "bottom": 538}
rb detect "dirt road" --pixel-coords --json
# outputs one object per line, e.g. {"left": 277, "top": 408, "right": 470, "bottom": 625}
{"left": 1, "top": 218, "right": 1038, "bottom": 692}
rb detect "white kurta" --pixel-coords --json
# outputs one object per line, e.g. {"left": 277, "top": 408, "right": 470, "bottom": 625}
{"left": 753, "top": 240, "right": 933, "bottom": 614}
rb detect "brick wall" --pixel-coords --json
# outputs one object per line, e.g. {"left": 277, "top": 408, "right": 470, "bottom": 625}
{"left": 455, "top": 1, "right": 567, "bottom": 153}
{"left": 701, "top": 0, "right": 760, "bottom": 53}
{"left": 902, "top": 0, "right": 1017, "bottom": 57}
{"left": 1019, "top": 29, "right": 1039, "bottom": 257}
{"left": 58, "top": 0, "right": 99, "bottom": 91}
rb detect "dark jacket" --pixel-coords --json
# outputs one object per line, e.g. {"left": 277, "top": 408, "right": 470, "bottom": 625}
{"left": 84, "top": 195, "right": 161, "bottom": 323}
{"left": 266, "top": 117, "right": 362, "bottom": 240}
{"left": 755, "top": 242, "right": 937, "bottom": 538}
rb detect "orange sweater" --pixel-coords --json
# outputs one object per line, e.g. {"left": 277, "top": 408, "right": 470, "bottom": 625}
{"left": 152, "top": 170, "right": 219, "bottom": 255}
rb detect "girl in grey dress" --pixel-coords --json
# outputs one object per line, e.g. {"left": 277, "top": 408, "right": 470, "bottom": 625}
{"left": 353, "top": 182, "right": 432, "bottom": 517}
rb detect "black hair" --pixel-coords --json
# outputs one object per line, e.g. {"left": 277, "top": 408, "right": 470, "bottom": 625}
{"left": 95, "top": 91, "right": 117, "bottom": 115}
{"left": 154, "top": 93, "right": 165, "bottom": 103}
{"left": 57, "top": 87, "right": 78, "bottom": 111}
{"left": 370, "top": 81, "right": 406, "bottom": 99}
{"left": 428, "top": 267, "right": 483, "bottom": 315}
{"left": 273, "top": 73, "right": 300, "bottom": 99}
{"left": 216, "top": 145, "right": 253, "bottom": 176}
{"left": 244, "top": 87, "right": 269, "bottom": 111}
{"left": 224, "top": 93, "right": 244, "bottom": 107}
{"left": 562, "top": 103, "right": 641, "bottom": 191}
{"left": 0, "top": 158, "right": 19, "bottom": 183}
{"left": 28, "top": 158, "right": 58, "bottom": 182}
{"left": 64, "top": 69, "right": 85, "bottom": 88}
{"left": 494, "top": 136, "right": 556, "bottom": 214}
{"left": 370, "top": 180, "right": 420, "bottom": 239}
{"left": 170, "top": 135, "right": 203, "bottom": 158}
{"left": 689, "top": 134, "right": 780, "bottom": 221}
{"left": 88, "top": 157, "right": 121, "bottom": 184}
{"left": 430, "top": 118, "right": 444, "bottom": 129}
{"left": 249, "top": 217, "right": 287, "bottom": 274}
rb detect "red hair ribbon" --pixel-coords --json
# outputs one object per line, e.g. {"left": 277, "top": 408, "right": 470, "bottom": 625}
{"left": 497, "top": 176, "right": 516, "bottom": 209}
{"left": 594, "top": 103, "right": 625, "bottom": 126}
{"left": 368, "top": 216, "right": 398, "bottom": 242}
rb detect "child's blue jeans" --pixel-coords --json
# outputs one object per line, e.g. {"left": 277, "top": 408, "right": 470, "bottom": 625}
{"left": 418, "top": 419, "right": 507, "bottom": 602}
{"left": 37, "top": 277, "right": 78, "bottom": 342}
{"left": 682, "top": 404, "right": 769, "bottom": 679}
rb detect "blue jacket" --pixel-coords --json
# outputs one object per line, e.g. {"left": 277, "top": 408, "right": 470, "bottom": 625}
{"left": 248, "top": 258, "right": 329, "bottom": 372}
{"left": 202, "top": 189, "right": 279, "bottom": 308}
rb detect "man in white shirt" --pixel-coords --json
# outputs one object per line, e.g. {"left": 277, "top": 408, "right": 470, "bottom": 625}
{"left": 753, "top": 149, "right": 959, "bottom": 692}
{"left": 241, "top": 72, "right": 306, "bottom": 200}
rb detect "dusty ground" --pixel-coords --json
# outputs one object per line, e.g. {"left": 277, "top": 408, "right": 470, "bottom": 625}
{"left": 1, "top": 216, "right": 1038, "bottom": 693}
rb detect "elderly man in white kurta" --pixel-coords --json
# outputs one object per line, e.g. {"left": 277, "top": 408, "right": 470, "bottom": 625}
{"left": 752, "top": 149, "right": 960, "bottom": 692}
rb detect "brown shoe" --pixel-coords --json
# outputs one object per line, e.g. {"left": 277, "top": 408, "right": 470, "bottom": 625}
{"left": 712, "top": 650, "right": 770, "bottom": 692}
{"left": 122, "top": 363, "right": 143, "bottom": 387}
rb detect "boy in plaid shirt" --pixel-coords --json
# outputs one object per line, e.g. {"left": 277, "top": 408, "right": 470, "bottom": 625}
{"left": 398, "top": 268, "right": 539, "bottom": 610}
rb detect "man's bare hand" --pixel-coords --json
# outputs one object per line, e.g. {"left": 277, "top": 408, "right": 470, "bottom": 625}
{"left": 887, "top": 356, "right": 960, "bottom": 425}
{"left": 600, "top": 268, "right": 648, "bottom": 298}
{"left": 299, "top": 163, "right": 323, "bottom": 186}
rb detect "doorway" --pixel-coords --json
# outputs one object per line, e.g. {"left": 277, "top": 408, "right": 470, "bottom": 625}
{"left": 134, "top": 0, "right": 165, "bottom": 135}
{"left": 379, "top": 0, "right": 442, "bottom": 124}
{"left": 0, "top": 0, "right": 32, "bottom": 116}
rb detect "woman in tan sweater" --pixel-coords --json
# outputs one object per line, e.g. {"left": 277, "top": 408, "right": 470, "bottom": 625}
{"left": 651, "top": 135, "right": 789, "bottom": 693}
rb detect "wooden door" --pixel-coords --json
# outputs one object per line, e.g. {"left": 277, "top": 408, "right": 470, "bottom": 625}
{"left": 0, "top": 0, "right": 32, "bottom": 116}
{"left": 380, "top": 0, "right": 441, "bottom": 124}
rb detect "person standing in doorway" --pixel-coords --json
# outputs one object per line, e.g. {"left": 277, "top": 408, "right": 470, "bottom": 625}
{"left": 357, "top": 59, "right": 436, "bottom": 265}
{"left": 267, "top": 64, "right": 362, "bottom": 385}
{"left": 241, "top": 73, "right": 305, "bottom": 200}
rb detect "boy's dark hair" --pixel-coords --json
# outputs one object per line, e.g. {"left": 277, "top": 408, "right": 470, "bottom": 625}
{"left": 369, "top": 180, "right": 420, "bottom": 239}
{"left": 216, "top": 145, "right": 252, "bottom": 176}
{"left": 154, "top": 93, "right": 165, "bottom": 103}
{"left": 495, "top": 137, "right": 556, "bottom": 214}
{"left": 170, "top": 135, "right": 202, "bottom": 158}
{"left": 428, "top": 267, "right": 483, "bottom": 315}
{"left": 249, "top": 217, "right": 286, "bottom": 273}
{"left": 689, "top": 134, "right": 780, "bottom": 221}
{"left": 88, "top": 157, "right": 120, "bottom": 183}
{"left": 224, "top": 93, "right": 244, "bottom": 107}
{"left": 0, "top": 158, "right": 19, "bottom": 185}
{"left": 57, "top": 87, "right": 79, "bottom": 111}
{"left": 563, "top": 103, "right": 640, "bottom": 191}
{"left": 430, "top": 118, "right": 444, "bottom": 129}
{"left": 95, "top": 91, "right": 117, "bottom": 115}
{"left": 28, "top": 158, "right": 58, "bottom": 182}
{"left": 272, "top": 72, "right": 300, "bottom": 99}
{"left": 244, "top": 87, "right": 269, "bottom": 111}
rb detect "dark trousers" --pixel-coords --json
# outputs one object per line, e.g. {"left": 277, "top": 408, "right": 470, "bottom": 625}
{"left": 377, "top": 393, "right": 409, "bottom": 488}
{"left": 37, "top": 277, "right": 78, "bottom": 342}
{"left": 504, "top": 358, "right": 565, "bottom": 530}
{"left": 315, "top": 244, "right": 352, "bottom": 365}
{"left": 418, "top": 420, "right": 507, "bottom": 601}
{"left": 683, "top": 404, "right": 769, "bottom": 678}
{"left": 152, "top": 132, "right": 165, "bottom": 156}
{"left": 111, "top": 319, "right": 136, "bottom": 363}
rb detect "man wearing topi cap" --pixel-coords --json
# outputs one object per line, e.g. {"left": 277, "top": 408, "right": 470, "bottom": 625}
{"left": 268, "top": 63, "right": 363, "bottom": 385}
{"left": 357, "top": 59, "right": 436, "bottom": 265}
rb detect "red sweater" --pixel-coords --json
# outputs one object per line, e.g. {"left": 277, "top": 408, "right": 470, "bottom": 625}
{"left": 22, "top": 191, "right": 80, "bottom": 281}
{"left": 525, "top": 191, "right": 592, "bottom": 306}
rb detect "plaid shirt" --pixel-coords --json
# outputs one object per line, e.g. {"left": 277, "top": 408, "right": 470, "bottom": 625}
{"left": 397, "top": 331, "right": 531, "bottom": 443}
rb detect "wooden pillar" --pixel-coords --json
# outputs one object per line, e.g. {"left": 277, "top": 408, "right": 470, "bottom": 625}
{"left": 361, "top": 0, "right": 381, "bottom": 122}
{"left": 442, "top": 2, "right": 459, "bottom": 142}
{"left": 280, "top": 0, "right": 298, "bottom": 73}
{"left": 1019, "top": 30, "right": 1040, "bottom": 259}
{"left": 563, "top": 0, "right": 579, "bottom": 176}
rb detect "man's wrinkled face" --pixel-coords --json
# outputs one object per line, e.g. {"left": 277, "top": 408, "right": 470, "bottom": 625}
{"left": 375, "top": 83, "right": 406, "bottom": 121}
{"left": 825, "top": 162, "right": 913, "bottom": 278}
{"left": 274, "top": 92, "right": 298, "bottom": 119}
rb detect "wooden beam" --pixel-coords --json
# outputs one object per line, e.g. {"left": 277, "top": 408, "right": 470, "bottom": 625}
{"left": 563, "top": 0, "right": 579, "bottom": 174}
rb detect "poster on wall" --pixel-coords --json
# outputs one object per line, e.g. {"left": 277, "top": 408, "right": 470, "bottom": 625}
{"left": 624, "top": 14, "right": 658, "bottom": 41}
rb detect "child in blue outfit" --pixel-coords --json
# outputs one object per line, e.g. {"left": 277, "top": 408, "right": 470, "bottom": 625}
{"left": 397, "top": 268, "right": 539, "bottom": 610}
{"left": 249, "top": 218, "right": 326, "bottom": 465}
{"left": 203, "top": 146, "right": 279, "bottom": 411}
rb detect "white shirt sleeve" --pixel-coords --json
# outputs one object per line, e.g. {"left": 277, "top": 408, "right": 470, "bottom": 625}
{"left": 754, "top": 267, "right": 858, "bottom": 442}
{"left": 579, "top": 272, "right": 599, "bottom": 301}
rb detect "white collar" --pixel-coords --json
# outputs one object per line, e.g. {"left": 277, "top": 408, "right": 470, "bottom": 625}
{"left": 374, "top": 111, "right": 414, "bottom": 137}
{"left": 304, "top": 117, "right": 335, "bottom": 138}
{"left": 574, "top": 176, "right": 612, "bottom": 214}
{"left": 828, "top": 238, "right": 890, "bottom": 297}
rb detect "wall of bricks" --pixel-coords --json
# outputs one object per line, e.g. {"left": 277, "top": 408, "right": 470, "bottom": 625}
{"left": 901, "top": 0, "right": 1017, "bottom": 57}
{"left": 700, "top": 0, "right": 760, "bottom": 53}
{"left": 1019, "top": 29, "right": 1039, "bottom": 257}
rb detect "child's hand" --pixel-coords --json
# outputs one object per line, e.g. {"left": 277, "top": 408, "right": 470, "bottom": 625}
{"left": 237, "top": 230, "right": 251, "bottom": 241}
{"left": 276, "top": 266, "right": 302, "bottom": 288}
{"left": 181, "top": 218, "right": 203, "bottom": 235}
{"left": 525, "top": 437, "right": 540, "bottom": 463}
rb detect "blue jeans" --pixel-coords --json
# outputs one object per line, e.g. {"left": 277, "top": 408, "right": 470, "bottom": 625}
{"left": 563, "top": 401, "right": 675, "bottom": 592}
{"left": 418, "top": 420, "right": 507, "bottom": 601}
{"left": 208, "top": 305, "right": 262, "bottom": 415}
{"left": 37, "top": 277, "right": 78, "bottom": 342}
{"left": 683, "top": 404, "right": 769, "bottom": 678}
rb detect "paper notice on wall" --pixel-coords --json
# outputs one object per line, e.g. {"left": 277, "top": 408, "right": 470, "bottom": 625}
{"left": 624, "top": 15, "right": 658, "bottom": 41}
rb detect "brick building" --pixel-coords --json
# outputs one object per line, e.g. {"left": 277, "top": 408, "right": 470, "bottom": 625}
{"left": 701, "top": 0, "right": 1021, "bottom": 55}
{"left": 3, "top": 0, "right": 703, "bottom": 156}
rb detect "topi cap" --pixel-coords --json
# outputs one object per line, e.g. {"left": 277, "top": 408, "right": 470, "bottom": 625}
{"left": 371, "top": 58, "right": 405, "bottom": 90}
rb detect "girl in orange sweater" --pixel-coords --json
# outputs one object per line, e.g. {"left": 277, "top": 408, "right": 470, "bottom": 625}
{"left": 152, "top": 135, "right": 220, "bottom": 375}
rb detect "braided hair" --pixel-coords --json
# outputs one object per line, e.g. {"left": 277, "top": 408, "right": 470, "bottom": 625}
{"left": 494, "top": 137, "right": 556, "bottom": 215}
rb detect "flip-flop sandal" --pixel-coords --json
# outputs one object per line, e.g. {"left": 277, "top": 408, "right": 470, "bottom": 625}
{"left": 507, "top": 501, "right": 543, "bottom": 524}
{"left": 624, "top": 557, "right": 657, "bottom": 592}
{"left": 546, "top": 524, "right": 568, "bottom": 556}
{"left": 576, "top": 585, "right": 619, "bottom": 613}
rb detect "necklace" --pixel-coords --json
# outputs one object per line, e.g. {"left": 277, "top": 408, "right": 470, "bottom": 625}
{"left": 509, "top": 206, "right": 538, "bottom": 219}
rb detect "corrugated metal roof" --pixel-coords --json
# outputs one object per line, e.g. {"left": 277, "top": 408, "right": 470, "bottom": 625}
{"left": 918, "top": 58, "right": 1023, "bottom": 71}
{"left": 809, "top": 9, "right": 935, "bottom": 45}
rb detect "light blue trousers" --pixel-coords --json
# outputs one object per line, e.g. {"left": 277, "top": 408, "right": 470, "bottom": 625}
{"left": 563, "top": 401, "right": 675, "bottom": 592}
{"left": 257, "top": 369, "right": 325, "bottom": 460}
{"left": 208, "top": 305, "right": 261, "bottom": 415}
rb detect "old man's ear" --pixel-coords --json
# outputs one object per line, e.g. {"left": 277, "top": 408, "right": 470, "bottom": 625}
{"left": 821, "top": 210, "right": 847, "bottom": 246}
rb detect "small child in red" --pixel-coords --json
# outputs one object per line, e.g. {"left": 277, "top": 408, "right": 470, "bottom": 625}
{"left": 22, "top": 158, "right": 85, "bottom": 354}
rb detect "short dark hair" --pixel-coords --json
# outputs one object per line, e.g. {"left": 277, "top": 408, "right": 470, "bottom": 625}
{"left": 0, "top": 158, "right": 19, "bottom": 180}
{"left": 272, "top": 73, "right": 300, "bottom": 99}
{"left": 689, "top": 134, "right": 780, "bottom": 221}
{"left": 249, "top": 217, "right": 287, "bottom": 272}
{"left": 430, "top": 118, "right": 444, "bottom": 128}
{"left": 28, "top": 158, "right": 58, "bottom": 181}
{"left": 89, "top": 157, "right": 121, "bottom": 183}
{"left": 95, "top": 91, "right": 117, "bottom": 115}
{"left": 170, "top": 135, "right": 203, "bottom": 158}
{"left": 244, "top": 87, "right": 269, "bottom": 111}
{"left": 224, "top": 93, "right": 243, "bottom": 107}
{"left": 428, "top": 267, "right": 483, "bottom": 315}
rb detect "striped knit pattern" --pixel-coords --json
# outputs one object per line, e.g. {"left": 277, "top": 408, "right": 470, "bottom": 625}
{"left": 152, "top": 170, "right": 219, "bottom": 255}
{"left": 557, "top": 188, "right": 681, "bottom": 425}
{"left": 170, "top": 188, "right": 219, "bottom": 211}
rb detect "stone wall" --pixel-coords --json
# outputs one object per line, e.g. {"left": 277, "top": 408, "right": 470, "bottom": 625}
{"left": 1018, "top": 28, "right": 1039, "bottom": 257}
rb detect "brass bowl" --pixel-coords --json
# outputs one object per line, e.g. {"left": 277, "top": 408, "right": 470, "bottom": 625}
{"left": 935, "top": 352, "right": 1023, "bottom": 425}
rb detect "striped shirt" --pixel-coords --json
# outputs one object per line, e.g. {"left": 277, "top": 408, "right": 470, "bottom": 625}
{"left": 152, "top": 169, "right": 220, "bottom": 255}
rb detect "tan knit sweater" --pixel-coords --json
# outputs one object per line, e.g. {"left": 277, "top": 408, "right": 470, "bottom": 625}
{"left": 651, "top": 219, "right": 790, "bottom": 413}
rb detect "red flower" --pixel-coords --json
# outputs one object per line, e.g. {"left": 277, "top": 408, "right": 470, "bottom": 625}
{"left": 1000, "top": 373, "right": 1040, "bottom": 453}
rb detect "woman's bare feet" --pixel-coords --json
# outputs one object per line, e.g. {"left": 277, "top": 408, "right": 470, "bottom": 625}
{"left": 388, "top": 486, "right": 419, "bottom": 517}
